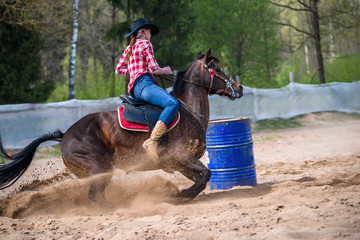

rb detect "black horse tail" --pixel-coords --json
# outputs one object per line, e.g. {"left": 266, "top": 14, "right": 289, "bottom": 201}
{"left": 0, "top": 129, "right": 63, "bottom": 190}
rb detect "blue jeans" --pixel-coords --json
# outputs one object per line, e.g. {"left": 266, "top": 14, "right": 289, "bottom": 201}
{"left": 132, "top": 74, "right": 179, "bottom": 127}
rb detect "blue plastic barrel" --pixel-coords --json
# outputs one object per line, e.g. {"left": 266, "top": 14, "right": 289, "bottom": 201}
{"left": 206, "top": 117, "right": 257, "bottom": 190}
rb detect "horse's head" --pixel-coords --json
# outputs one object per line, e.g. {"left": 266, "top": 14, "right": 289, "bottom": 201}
{"left": 197, "top": 48, "right": 243, "bottom": 100}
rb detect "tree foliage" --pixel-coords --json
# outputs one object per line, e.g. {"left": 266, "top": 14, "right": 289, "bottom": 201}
{"left": 0, "top": 0, "right": 40, "bottom": 27}
{"left": 271, "top": 0, "right": 326, "bottom": 83}
{"left": 0, "top": 23, "right": 54, "bottom": 104}
{"left": 272, "top": 0, "right": 360, "bottom": 84}
{"left": 1, "top": 0, "right": 359, "bottom": 104}
{"left": 192, "top": 0, "right": 281, "bottom": 87}
{"left": 134, "top": 0, "right": 194, "bottom": 70}
{"left": 0, "top": 0, "right": 72, "bottom": 103}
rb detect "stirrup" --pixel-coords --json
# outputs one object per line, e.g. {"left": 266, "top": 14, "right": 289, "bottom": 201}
{"left": 143, "top": 138, "right": 160, "bottom": 148}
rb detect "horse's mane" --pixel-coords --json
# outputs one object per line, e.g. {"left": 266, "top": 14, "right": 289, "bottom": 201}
{"left": 171, "top": 53, "right": 220, "bottom": 97}
{"left": 170, "top": 64, "right": 192, "bottom": 97}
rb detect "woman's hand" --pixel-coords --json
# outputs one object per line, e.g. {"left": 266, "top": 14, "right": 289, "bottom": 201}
{"left": 154, "top": 66, "right": 173, "bottom": 75}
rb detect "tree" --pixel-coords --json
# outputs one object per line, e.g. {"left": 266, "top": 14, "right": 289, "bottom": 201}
{"left": 0, "top": 0, "right": 73, "bottom": 103}
{"left": 271, "top": 0, "right": 326, "bottom": 84}
{"left": 105, "top": 0, "right": 129, "bottom": 96}
{"left": 0, "top": 23, "right": 55, "bottom": 103}
{"left": 38, "top": 1, "right": 73, "bottom": 88}
{"left": 47, "top": 0, "right": 129, "bottom": 101}
{"left": 134, "top": 0, "right": 194, "bottom": 70}
{"left": 192, "top": 0, "right": 281, "bottom": 88}
{"left": 322, "top": 0, "right": 360, "bottom": 54}
{"left": 0, "top": 0, "right": 40, "bottom": 27}
{"left": 68, "top": 0, "right": 79, "bottom": 100}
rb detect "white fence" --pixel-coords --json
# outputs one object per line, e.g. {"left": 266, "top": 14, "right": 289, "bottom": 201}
{"left": 209, "top": 81, "right": 360, "bottom": 121}
{"left": 1, "top": 81, "right": 359, "bottom": 148}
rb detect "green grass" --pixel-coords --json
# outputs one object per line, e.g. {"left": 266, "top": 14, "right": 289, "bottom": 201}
{"left": 0, "top": 144, "right": 62, "bottom": 165}
{"left": 312, "top": 111, "right": 360, "bottom": 120}
{"left": 0, "top": 149, "right": 19, "bottom": 164}
{"left": 253, "top": 117, "right": 303, "bottom": 133}
{"left": 252, "top": 111, "right": 360, "bottom": 133}
{"left": 35, "top": 144, "right": 62, "bottom": 158}
{"left": 0, "top": 158, "right": 12, "bottom": 165}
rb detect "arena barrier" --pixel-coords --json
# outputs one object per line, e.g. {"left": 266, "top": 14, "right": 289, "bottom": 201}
{"left": 1, "top": 81, "right": 359, "bottom": 148}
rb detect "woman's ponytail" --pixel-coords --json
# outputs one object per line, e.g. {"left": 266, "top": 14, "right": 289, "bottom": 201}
{"left": 126, "top": 36, "right": 136, "bottom": 62}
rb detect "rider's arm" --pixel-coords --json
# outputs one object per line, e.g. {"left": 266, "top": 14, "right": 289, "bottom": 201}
{"left": 154, "top": 67, "right": 173, "bottom": 75}
{"left": 115, "top": 46, "right": 130, "bottom": 76}
{"left": 144, "top": 41, "right": 173, "bottom": 75}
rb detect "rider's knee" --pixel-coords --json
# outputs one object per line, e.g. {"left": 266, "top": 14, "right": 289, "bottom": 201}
{"left": 169, "top": 99, "right": 179, "bottom": 111}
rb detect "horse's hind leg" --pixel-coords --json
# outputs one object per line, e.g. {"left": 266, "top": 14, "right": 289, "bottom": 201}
{"left": 62, "top": 153, "right": 113, "bottom": 204}
{"left": 173, "top": 154, "right": 211, "bottom": 199}
{"left": 88, "top": 172, "right": 112, "bottom": 204}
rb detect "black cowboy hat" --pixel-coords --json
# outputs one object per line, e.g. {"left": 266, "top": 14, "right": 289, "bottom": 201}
{"left": 126, "top": 18, "right": 159, "bottom": 38}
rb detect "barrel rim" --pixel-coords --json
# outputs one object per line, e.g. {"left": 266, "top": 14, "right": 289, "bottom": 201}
{"left": 209, "top": 117, "right": 250, "bottom": 124}
{"left": 209, "top": 165, "right": 256, "bottom": 172}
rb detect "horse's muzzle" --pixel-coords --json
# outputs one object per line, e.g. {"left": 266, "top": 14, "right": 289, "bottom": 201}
{"left": 233, "top": 84, "right": 243, "bottom": 99}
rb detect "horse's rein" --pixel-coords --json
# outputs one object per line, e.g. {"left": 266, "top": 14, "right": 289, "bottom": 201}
{"left": 158, "top": 61, "right": 237, "bottom": 98}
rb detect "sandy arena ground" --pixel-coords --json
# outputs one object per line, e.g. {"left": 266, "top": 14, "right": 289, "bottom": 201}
{"left": 0, "top": 112, "right": 359, "bottom": 239}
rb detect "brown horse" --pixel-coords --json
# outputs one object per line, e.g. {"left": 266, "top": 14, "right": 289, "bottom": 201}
{"left": 0, "top": 48, "right": 243, "bottom": 203}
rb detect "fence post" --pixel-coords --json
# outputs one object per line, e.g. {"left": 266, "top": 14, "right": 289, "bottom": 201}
{"left": 236, "top": 75, "right": 240, "bottom": 84}
{"left": 289, "top": 71, "right": 295, "bottom": 83}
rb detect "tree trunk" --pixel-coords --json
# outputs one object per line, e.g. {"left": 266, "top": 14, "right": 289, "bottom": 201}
{"left": 86, "top": 0, "right": 97, "bottom": 89}
{"left": 309, "top": 0, "right": 325, "bottom": 84}
{"left": 329, "top": 17, "right": 335, "bottom": 59}
{"left": 68, "top": 0, "right": 79, "bottom": 100}
{"left": 110, "top": 4, "right": 116, "bottom": 97}
{"left": 236, "top": 33, "right": 243, "bottom": 79}
{"left": 304, "top": 44, "right": 310, "bottom": 74}
{"left": 260, "top": 12, "right": 271, "bottom": 82}
{"left": 125, "top": 0, "right": 131, "bottom": 95}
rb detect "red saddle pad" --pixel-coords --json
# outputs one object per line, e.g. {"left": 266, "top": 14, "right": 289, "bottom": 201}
{"left": 117, "top": 107, "right": 180, "bottom": 132}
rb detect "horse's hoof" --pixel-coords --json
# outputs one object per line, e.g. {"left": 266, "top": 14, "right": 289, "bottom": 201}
{"left": 175, "top": 189, "right": 197, "bottom": 200}
{"left": 100, "top": 200, "right": 115, "bottom": 209}
{"left": 88, "top": 196, "right": 114, "bottom": 209}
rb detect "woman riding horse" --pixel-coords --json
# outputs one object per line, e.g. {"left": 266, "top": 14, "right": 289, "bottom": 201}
{"left": 116, "top": 18, "right": 178, "bottom": 163}
{"left": 0, "top": 48, "right": 243, "bottom": 204}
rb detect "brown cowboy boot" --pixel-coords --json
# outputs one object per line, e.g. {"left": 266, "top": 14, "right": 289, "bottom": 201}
{"left": 143, "top": 120, "right": 167, "bottom": 163}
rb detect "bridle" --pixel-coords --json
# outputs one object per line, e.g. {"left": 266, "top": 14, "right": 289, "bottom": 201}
{"left": 204, "top": 59, "right": 238, "bottom": 98}
{"left": 158, "top": 60, "right": 238, "bottom": 98}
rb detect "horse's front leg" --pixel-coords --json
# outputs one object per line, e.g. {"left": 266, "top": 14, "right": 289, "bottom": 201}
{"left": 173, "top": 154, "right": 211, "bottom": 199}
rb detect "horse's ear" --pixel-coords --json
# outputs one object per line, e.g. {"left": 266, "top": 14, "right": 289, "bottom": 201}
{"left": 205, "top": 48, "right": 212, "bottom": 61}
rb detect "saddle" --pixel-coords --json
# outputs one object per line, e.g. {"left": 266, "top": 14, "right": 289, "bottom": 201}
{"left": 118, "top": 95, "right": 180, "bottom": 132}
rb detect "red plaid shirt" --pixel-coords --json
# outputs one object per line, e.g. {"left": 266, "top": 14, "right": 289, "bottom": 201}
{"left": 115, "top": 39, "right": 160, "bottom": 94}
